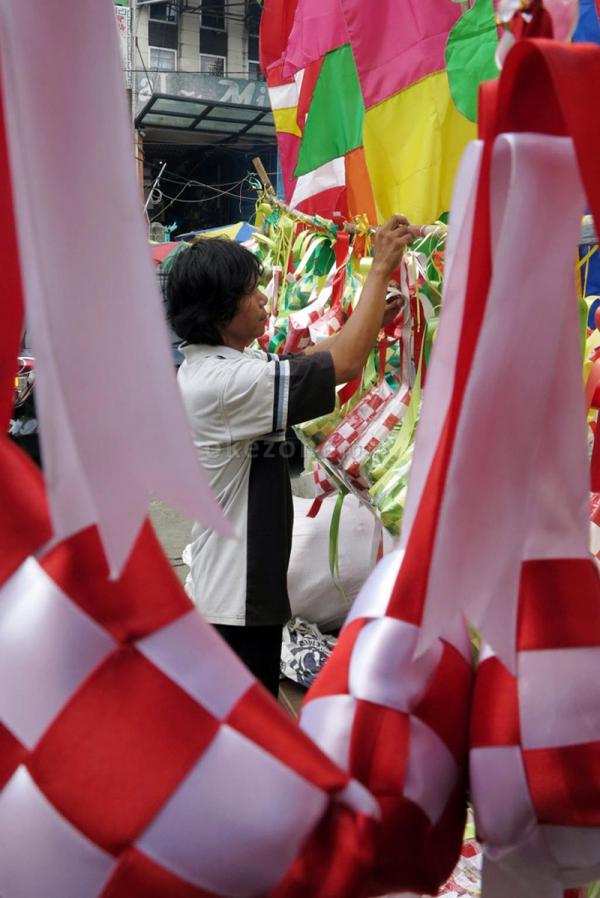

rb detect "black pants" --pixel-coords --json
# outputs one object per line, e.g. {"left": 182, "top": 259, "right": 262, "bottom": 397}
{"left": 214, "top": 624, "right": 283, "bottom": 698}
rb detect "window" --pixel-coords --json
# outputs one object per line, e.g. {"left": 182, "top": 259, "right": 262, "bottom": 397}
{"left": 201, "top": 0, "right": 225, "bottom": 31}
{"left": 148, "top": 1, "right": 178, "bottom": 50}
{"left": 199, "top": 53, "right": 225, "bottom": 76}
{"left": 246, "top": 0, "right": 261, "bottom": 35}
{"left": 248, "top": 60, "right": 263, "bottom": 81}
{"left": 246, "top": 1, "right": 262, "bottom": 81}
{"left": 248, "top": 33, "right": 259, "bottom": 63}
{"left": 199, "top": 0, "right": 227, "bottom": 63}
{"left": 148, "top": 2, "right": 178, "bottom": 23}
{"left": 149, "top": 47, "right": 177, "bottom": 70}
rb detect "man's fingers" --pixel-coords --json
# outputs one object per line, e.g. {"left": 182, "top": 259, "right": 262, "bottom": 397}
{"left": 388, "top": 214, "right": 410, "bottom": 228}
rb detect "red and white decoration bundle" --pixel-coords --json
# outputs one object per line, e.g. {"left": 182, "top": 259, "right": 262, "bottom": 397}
{"left": 0, "top": 445, "right": 381, "bottom": 898}
{"left": 341, "top": 384, "right": 411, "bottom": 491}
{"left": 320, "top": 380, "right": 393, "bottom": 467}
{"left": 1, "top": 3, "right": 600, "bottom": 898}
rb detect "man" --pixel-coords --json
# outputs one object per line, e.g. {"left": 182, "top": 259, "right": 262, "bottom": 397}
{"left": 167, "top": 216, "right": 415, "bottom": 696}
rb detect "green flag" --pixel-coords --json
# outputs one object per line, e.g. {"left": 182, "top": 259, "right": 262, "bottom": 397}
{"left": 294, "top": 44, "right": 365, "bottom": 178}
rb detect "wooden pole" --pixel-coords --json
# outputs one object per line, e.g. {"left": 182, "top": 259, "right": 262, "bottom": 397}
{"left": 251, "top": 182, "right": 447, "bottom": 241}
{"left": 252, "top": 156, "right": 276, "bottom": 196}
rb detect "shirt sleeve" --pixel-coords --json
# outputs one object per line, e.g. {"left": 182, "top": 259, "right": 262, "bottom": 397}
{"left": 279, "top": 351, "right": 336, "bottom": 427}
{"left": 222, "top": 351, "right": 336, "bottom": 442}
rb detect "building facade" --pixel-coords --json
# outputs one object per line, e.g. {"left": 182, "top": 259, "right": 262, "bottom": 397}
{"left": 135, "top": 0, "right": 262, "bottom": 81}
{"left": 127, "top": 1, "right": 277, "bottom": 236}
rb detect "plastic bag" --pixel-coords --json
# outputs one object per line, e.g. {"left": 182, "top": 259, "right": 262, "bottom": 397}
{"left": 280, "top": 617, "right": 337, "bottom": 688}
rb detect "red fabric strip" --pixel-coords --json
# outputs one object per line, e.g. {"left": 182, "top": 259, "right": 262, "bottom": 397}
{"left": 28, "top": 647, "right": 219, "bottom": 854}
{"left": 0, "top": 721, "right": 25, "bottom": 790}
{"left": 227, "top": 682, "right": 349, "bottom": 793}
{"left": 337, "top": 376, "right": 361, "bottom": 405}
{"left": 305, "top": 617, "right": 365, "bottom": 701}
{"left": 334, "top": 230, "right": 350, "bottom": 269}
{"left": 517, "top": 558, "right": 600, "bottom": 651}
{"left": 523, "top": 741, "right": 600, "bottom": 826}
{"left": 413, "top": 643, "right": 472, "bottom": 762}
{"left": 349, "top": 702, "right": 409, "bottom": 796}
{"left": 493, "top": 41, "right": 600, "bottom": 233}
{"left": 100, "top": 849, "right": 218, "bottom": 898}
{"left": 0, "top": 79, "right": 26, "bottom": 431}
{"left": 296, "top": 57, "right": 324, "bottom": 132}
{"left": 296, "top": 184, "right": 348, "bottom": 221}
{"left": 270, "top": 806, "right": 377, "bottom": 898}
{"left": 0, "top": 436, "right": 51, "bottom": 584}
{"left": 40, "top": 522, "right": 192, "bottom": 642}
{"left": 265, "top": 62, "right": 295, "bottom": 89}
{"left": 306, "top": 497, "right": 323, "bottom": 518}
{"left": 367, "top": 787, "right": 466, "bottom": 898}
{"left": 470, "top": 656, "right": 521, "bottom": 748}
{"left": 259, "top": 0, "right": 299, "bottom": 74}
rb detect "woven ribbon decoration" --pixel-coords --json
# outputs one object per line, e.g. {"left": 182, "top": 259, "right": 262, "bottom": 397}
{"left": 0, "top": 438, "right": 382, "bottom": 898}
{"left": 300, "top": 141, "right": 480, "bottom": 897}
{"left": 463, "top": 40, "right": 600, "bottom": 898}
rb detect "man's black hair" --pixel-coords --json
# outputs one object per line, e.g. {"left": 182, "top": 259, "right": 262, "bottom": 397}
{"left": 166, "top": 238, "right": 263, "bottom": 345}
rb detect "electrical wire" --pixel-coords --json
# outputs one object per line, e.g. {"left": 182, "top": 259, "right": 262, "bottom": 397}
{"left": 153, "top": 190, "right": 256, "bottom": 204}
{"left": 158, "top": 172, "right": 257, "bottom": 189}
{"left": 149, "top": 174, "right": 251, "bottom": 220}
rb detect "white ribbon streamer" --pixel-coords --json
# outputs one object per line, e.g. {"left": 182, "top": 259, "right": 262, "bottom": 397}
{"left": 414, "top": 134, "right": 587, "bottom": 669}
{"left": 0, "top": 0, "right": 231, "bottom": 574}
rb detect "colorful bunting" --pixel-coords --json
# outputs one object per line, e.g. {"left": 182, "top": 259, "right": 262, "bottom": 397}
{"left": 263, "top": 0, "right": 477, "bottom": 224}
{"left": 294, "top": 45, "right": 364, "bottom": 178}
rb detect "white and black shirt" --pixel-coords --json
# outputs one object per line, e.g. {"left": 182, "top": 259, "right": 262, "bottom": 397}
{"left": 178, "top": 344, "right": 336, "bottom": 626}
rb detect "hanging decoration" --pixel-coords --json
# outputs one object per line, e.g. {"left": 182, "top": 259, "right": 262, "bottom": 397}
{"left": 251, "top": 189, "right": 446, "bottom": 538}
{"left": 260, "top": 0, "right": 477, "bottom": 224}
{"left": 446, "top": 0, "right": 500, "bottom": 122}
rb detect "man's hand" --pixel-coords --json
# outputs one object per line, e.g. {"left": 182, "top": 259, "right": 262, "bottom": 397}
{"left": 325, "top": 215, "right": 418, "bottom": 384}
{"left": 372, "top": 215, "right": 417, "bottom": 281}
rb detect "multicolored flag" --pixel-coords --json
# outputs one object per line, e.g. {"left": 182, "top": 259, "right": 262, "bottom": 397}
{"left": 260, "top": 0, "right": 477, "bottom": 224}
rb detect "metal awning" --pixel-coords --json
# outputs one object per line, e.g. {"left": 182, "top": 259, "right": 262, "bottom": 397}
{"left": 135, "top": 93, "right": 275, "bottom": 145}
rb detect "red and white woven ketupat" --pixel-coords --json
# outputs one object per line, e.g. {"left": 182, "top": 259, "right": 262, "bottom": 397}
{"left": 297, "top": 157, "right": 478, "bottom": 895}
{"left": 313, "top": 461, "right": 338, "bottom": 500}
{"left": 470, "top": 559, "right": 600, "bottom": 898}
{"left": 308, "top": 302, "right": 346, "bottom": 344}
{"left": 341, "top": 385, "right": 411, "bottom": 490}
{"left": 399, "top": 39, "right": 600, "bottom": 898}
{"left": 300, "top": 550, "right": 473, "bottom": 896}
{"left": 320, "top": 380, "right": 393, "bottom": 467}
{"left": 0, "top": 439, "right": 381, "bottom": 898}
{"left": 282, "top": 283, "right": 332, "bottom": 354}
